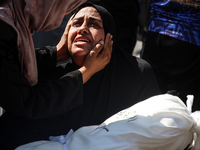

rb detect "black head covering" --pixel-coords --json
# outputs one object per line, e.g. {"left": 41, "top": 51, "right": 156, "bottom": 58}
{"left": 72, "top": 2, "right": 115, "bottom": 39}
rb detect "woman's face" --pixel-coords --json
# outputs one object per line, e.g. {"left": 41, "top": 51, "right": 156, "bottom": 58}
{"left": 68, "top": 7, "right": 105, "bottom": 66}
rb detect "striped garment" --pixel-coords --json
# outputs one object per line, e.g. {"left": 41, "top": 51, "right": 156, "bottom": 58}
{"left": 148, "top": 0, "right": 200, "bottom": 46}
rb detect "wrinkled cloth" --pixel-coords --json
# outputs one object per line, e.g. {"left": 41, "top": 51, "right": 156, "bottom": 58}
{"left": 148, "top": 0, "right": 200, "bottom": 46}
{"left": 15, "top": 94, "right": 200, "bottom": 150}
{"left": 0, "top": 0, "right": 86, "bottom": 85}
{"left": 65, "top": 94, "right": 200, "bottom": 150}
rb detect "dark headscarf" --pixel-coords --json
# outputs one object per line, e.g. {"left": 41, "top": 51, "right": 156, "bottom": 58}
{"left": 72, "top": 2, "right": 115, "bottom": 39}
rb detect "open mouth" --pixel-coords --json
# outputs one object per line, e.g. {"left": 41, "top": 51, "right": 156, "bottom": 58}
{"left": 76, "top": 39, "right": 89, "bottom": 43}
{"left": 74, "top": 37, "right": 91, "bottom": 44}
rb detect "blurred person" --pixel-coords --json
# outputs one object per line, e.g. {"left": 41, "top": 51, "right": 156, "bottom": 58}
{"left": 142, "top": 0, "right": 200, "bottom": 110}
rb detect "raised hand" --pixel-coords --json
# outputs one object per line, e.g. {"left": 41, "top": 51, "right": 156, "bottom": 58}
{"left": 79, "top": 33, "right": 113, "bottom": 83}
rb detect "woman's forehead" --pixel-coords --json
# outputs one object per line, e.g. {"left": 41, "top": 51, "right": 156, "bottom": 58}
{"left": 74, "top": 7, "right": 101, "bottom": 20}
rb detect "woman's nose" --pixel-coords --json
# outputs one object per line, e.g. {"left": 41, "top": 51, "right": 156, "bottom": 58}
{"left": 77, "top": 23, "right": 89, "bottom": 34}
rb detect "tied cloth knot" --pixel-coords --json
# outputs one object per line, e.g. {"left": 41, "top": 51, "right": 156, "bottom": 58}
{"left": 49, "top": 129, "right": 74, "bottom": 150}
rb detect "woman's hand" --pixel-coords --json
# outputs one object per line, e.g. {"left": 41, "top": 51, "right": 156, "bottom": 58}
{"left": 79, "top": 33, "right": 113, "bottom": 84}
{"left": 56, "top": 20, "right": 72, "bottom": 62}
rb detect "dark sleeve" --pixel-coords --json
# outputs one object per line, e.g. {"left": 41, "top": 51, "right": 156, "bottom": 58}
{"left": 35, "top": 46, "right": 58, "bottom": 80}
{"left": 0, "top": 20, "right": 83, "bottom": 119}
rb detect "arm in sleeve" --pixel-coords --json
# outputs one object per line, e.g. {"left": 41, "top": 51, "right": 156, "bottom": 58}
{"left": 0, "top": 22, "right": 84, "bottom": 119}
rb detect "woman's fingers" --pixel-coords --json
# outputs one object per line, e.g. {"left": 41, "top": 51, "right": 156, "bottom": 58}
{"left": 89, "top": 33, "right": 113, "bottom": 59}
{"left": 64, "top": 20, "right": 72, "bottom": 35}
{"left": 90, "top": 40, "right": 104, "bottom": 57}
{"left": 56, "top": 21, "right": 72, "bottom": 62}
{"left": 101, "top": 33, "right": 113, "bottom": 58}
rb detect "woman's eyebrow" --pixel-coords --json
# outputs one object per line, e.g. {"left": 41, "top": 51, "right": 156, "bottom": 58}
{"left": 73, "top": 16, "right": 102, "bottom": 23}
{"left": 72, "top": 16, "right": 84, "bottom": 21}
{"left": 88, "top": 17, "right": 102, "bottom": 23}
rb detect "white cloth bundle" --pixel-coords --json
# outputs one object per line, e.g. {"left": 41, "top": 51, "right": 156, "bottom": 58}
{"left": 16, "top": 94, "right": 200, "bottom": 150}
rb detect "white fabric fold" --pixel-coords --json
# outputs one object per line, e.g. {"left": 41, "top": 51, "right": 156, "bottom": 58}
{"left": 16, "top": 94, "right": 200, "bottom": 150}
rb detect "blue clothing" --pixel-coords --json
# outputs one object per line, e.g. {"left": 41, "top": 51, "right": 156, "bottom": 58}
{"left": 148, "top": 0, "right": 200, "bottom": 46}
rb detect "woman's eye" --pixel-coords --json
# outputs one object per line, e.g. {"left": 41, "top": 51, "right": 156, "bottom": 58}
{"left": 90, "top": 22, "right": 99, "bottom": 27}
{"left": 72, "top": 21, "right": 81, "bottom": 27}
